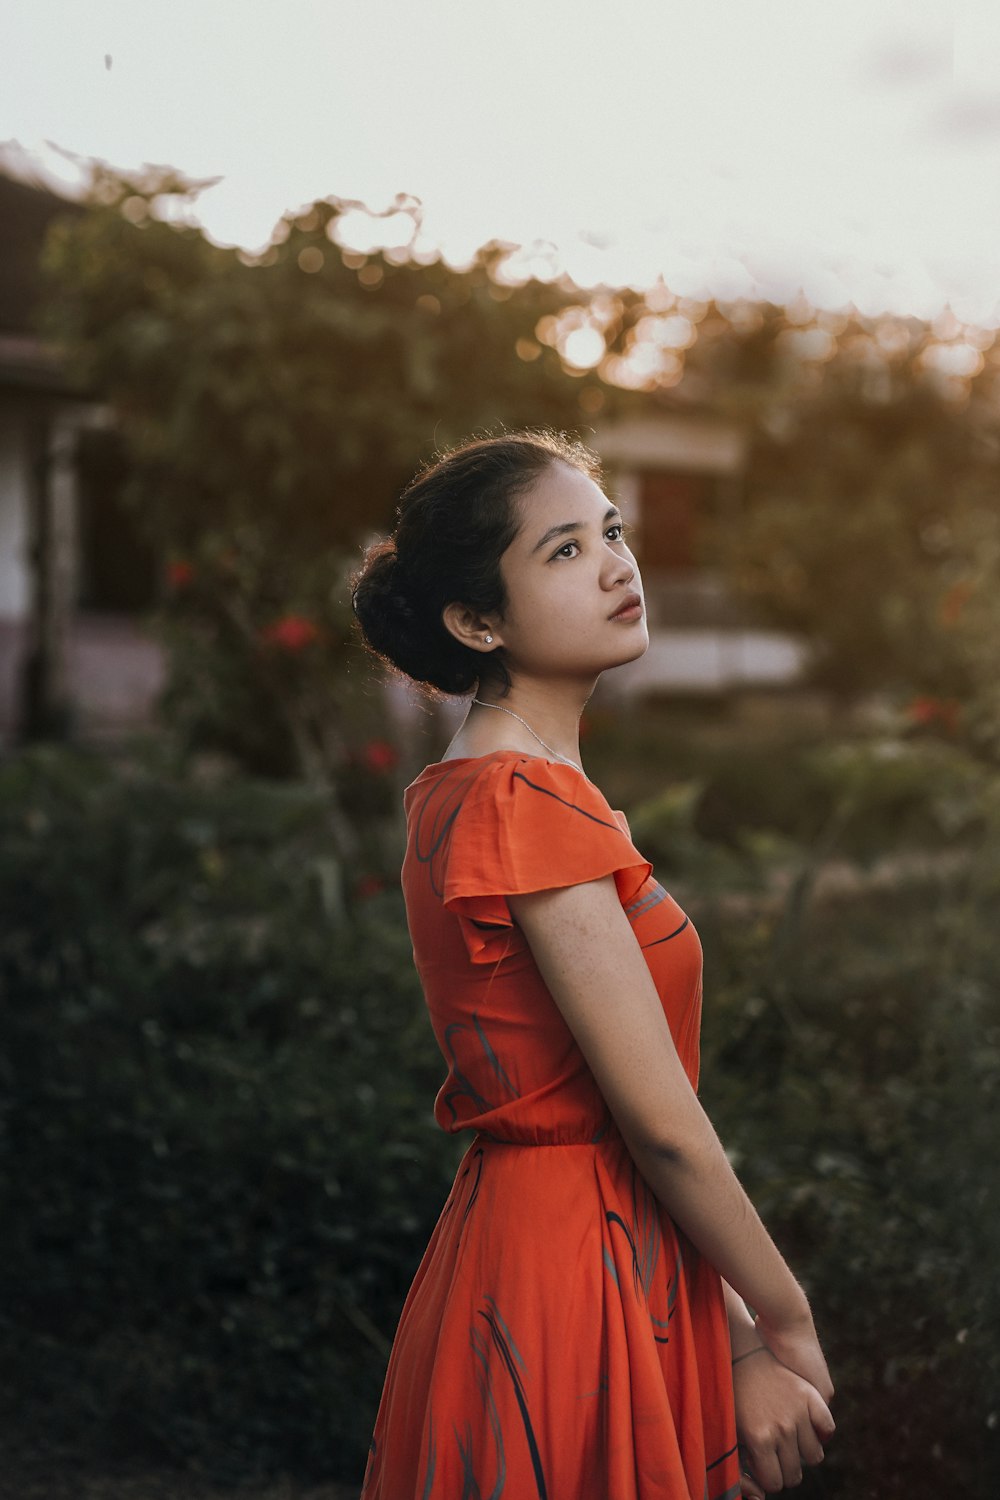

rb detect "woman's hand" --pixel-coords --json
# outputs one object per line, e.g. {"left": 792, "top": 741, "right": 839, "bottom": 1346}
{"left": 754, "top": 1310, "right": 834, "bottom": 1406}
{"left": 732, "top": 1347, "right": 835, "bottom": 1498}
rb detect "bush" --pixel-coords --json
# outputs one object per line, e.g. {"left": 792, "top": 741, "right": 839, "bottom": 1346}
{"left": 0, "top": 745, "right": 459, "bottom": 1481}
{"left": 2, "top": 739, "right": 997, "bottom": 1495}
{"left": 618, "top": 732, "right": 988, "bottom": 882}
{"left": 698, "top": 856, "right": 1000, "bottom": 1497}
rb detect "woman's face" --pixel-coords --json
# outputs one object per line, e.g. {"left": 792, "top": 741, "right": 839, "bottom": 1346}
{"left": 493, "top": 460, "right": 648, "bottom": 681}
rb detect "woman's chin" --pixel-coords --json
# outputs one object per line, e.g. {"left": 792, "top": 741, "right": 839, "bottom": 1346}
{"left": 615, "top": 628, "right": 650, "bottom": 666}
{"left": 590, "top": 635, "right": 650, "bottom": 679}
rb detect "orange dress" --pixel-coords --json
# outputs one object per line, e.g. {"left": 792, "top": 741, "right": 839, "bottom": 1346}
{"left": 362, "top": 751, "right": 741, "bottom": 1500}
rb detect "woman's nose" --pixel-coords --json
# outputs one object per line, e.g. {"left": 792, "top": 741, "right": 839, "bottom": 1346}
{"left": 603, "top": 549, "right": 635, "bottom": 588}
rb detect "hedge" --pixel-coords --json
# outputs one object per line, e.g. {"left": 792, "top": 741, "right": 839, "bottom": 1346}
{"left": 1, "top": 741, "right": 997, "bottom": 1494}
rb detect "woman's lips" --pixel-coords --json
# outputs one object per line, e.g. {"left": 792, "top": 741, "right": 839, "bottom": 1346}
{"left": 609, "top": 593, "right": 643, "bottom": 621}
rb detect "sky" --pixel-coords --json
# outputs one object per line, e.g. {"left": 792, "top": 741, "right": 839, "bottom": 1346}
{"left": 4, "top": 0, "right": 1000, "bottom": 322}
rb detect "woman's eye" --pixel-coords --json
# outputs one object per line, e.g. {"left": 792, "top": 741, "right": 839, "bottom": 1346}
{"left": 606, "top": 524, "right": 625, "bottom": 541}
{"left": 553, "top": 541, "right": 579, "bottom": 558}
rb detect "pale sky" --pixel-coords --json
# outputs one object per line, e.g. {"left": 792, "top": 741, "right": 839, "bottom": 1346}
{"left": 5, "top": 0, "right": 1000, "bottom": 322}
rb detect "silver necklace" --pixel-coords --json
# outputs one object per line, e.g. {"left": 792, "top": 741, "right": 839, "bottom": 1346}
{"left": 471, "top": 699, "right": 582, "bottom": 771}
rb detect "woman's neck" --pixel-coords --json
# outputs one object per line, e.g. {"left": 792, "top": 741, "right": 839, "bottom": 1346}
{"left": 449, "top": 677, "right": 595, "bottom": 769}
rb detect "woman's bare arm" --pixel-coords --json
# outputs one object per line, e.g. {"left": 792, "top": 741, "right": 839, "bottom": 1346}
{"left": 507, "top": 874, "right": 833, "bottom": 1403}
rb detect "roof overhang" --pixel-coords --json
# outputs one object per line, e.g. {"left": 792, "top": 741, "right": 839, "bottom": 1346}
{"left": 0, "top": 334, "right": 89, "bottom": 398}
{"left": 592, "top": 414, "right": 748, "bottom": 476}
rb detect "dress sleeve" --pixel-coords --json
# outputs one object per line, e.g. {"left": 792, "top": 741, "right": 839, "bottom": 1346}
{"left": 441, "top": 755, "right": 653, "bottom": 964}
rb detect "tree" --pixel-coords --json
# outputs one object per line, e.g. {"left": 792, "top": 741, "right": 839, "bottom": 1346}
{"left": 42, "top": 168, "right": 602, "bottom": 780}
{"left": 702, "top": 312, "right": 1000, "bottom": 709}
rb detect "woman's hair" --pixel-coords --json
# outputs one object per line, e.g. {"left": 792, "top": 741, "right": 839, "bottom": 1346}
{"left": 350, "top": 429, "right": 604, "bottom": 697}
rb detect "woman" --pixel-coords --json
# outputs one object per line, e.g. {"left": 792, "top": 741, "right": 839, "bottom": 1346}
{"left": 351, "top": 430, "right": 834, "bottom": 1499}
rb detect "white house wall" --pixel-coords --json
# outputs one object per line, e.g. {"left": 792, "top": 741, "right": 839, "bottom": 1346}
{"left": 601, "top": 627, "right": 810, "bottom": 697}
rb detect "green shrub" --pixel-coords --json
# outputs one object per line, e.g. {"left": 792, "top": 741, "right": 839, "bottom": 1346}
{"left": 698, "top": 859, "right": 1000, "bottom": 1498}
{"left": 0, "top": 745, "right": 460, "bottom": 1481}
{"left": 2, "top": 741, "right": 997, "bottom": 1495}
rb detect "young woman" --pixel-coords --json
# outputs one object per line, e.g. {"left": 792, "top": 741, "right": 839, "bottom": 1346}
{"left": 351, "top": 431, "right": 834, "bottom": 1500}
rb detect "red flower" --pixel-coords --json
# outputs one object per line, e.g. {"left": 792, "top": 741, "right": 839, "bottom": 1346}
{"left": 905, "top": 695, "right": 961, "bottom": 732}
{"left": 906, "top": 695, "right": 938, "bottom": 725}
{"left": 166, "top": 559, "right": 194, "bottom": 591}
{"left": 939, "top": 579, "right": 975, "bottom": 628}
{"left": 355, "top": 874, "right": 386, "bottom": 900}
{"left": 360, "top": 739, "right": 400, "bottom": 773}
{"left": 260, "top": 615, "right": 321, "bottom": 652}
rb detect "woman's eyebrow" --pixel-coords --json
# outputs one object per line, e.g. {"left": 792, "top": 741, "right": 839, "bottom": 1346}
{"left": 530, "top": 505, "right": 621, "bottom": 554}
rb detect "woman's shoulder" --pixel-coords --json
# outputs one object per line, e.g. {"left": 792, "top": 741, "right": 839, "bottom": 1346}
{"left": 405, "top": 749, "right": 617, "bottom": 824}
{"left": 405, "top": 747, "right": 652, "bottom": 928}
{"left": 404, "top": 752, "right": 636, "bottom": 880}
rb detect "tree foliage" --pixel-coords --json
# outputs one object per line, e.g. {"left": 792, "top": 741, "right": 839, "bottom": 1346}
{"left": 44, "top": 167, "right": 1000, "bottom": 749}
{"left": 41, "top": 168, "right": 604, "bottom": 777}
{"left": 703, "top": 314, "right": 1000, "bottom": 712}
{"left": 44, "top": 168, "right": 600, "bottom": 550}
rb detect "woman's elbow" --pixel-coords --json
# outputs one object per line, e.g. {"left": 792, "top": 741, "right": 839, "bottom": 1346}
{"left": 617, "top": 1087, "right": 720, "bottom": 1172}
{"left": 621, "top": 1122, "right": 693, "bottom": 1171}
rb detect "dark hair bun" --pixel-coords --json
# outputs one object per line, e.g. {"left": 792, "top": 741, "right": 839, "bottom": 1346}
{"left": 351, "top": 538, "right": 479, "bottom": 695}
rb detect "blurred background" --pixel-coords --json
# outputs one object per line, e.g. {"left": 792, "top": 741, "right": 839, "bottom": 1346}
{"left": 1, "top": 2, "right": 998, "bottom": 1495}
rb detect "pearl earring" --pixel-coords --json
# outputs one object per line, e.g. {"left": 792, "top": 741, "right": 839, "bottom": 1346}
{"left": 484, "top": 634, "right": 494, "bottom": 645}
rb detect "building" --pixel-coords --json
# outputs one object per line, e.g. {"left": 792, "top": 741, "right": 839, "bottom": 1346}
{"left": 0, "top": 158, "right": 164, "bottom": 745}
{"left": 592, "top": 410, "right": 808, "bottom": 698}
{"left": 0, "top": 152, "right": 807, "bottom": 748}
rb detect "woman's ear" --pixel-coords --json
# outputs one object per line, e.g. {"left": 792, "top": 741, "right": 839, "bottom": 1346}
{"left": 441, "top": 601, "right": 503, "bottom": 654}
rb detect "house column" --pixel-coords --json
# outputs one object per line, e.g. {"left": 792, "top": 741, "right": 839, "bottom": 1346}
{"left": 19, "top": 404, "right": 81, "bottom": 739}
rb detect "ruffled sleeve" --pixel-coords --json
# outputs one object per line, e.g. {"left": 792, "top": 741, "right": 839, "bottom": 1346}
{"left": 441, "top": 754, "right": 653, "bottom": 964}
